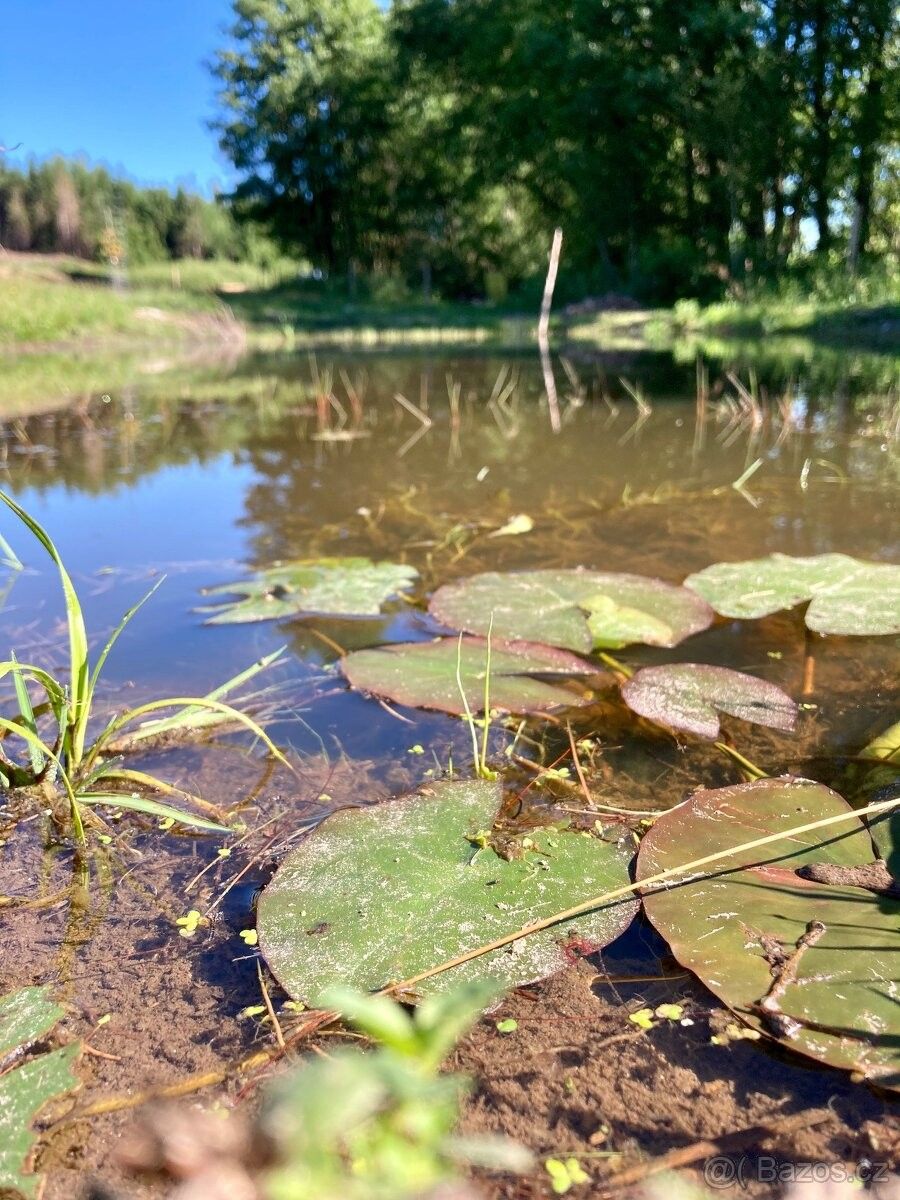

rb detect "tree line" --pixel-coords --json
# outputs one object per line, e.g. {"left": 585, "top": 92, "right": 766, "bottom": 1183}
{"left": 0, "top": 157, "right": 255, "bottom": 264}
{"left": 213, "top": 0, "right": 898, "bottom": 301}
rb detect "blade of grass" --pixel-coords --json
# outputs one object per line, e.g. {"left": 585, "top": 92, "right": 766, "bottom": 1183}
{"left": 384, "top": 791, "right": 900, "bottom": 994}
{"left": 76, "top": 792, "right": 228, "bottom": 834}
{"left": 86, "top": 577, "right": 165, "bottom": 704}
{"left": 85, "top": 696, "right": 291, "bottom": 773}
{"left": 479, "top": 614, "right": 494, "bottom": 775}
{"left": 0, "top": 531, "right": 23, "bottom": 571}
{"left": 0, "top": 715, "right": 85, "bottom": 843}
{"left": 99, "top": 767, "right": 231, "bottom": 823}
{"left": 455, "top": 633, "right": 481, "bottom": 777}
{"left": 111, "top": 649, "right": 286, "bottom": 744}
{"left": 10, "top": 653, "right": 43, "bottom": 773}
{"left": 0, "top": 490, "right": 90, "bottom": 761}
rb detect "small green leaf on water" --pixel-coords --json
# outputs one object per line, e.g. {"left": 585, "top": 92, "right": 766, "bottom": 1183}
{"left": 407, "top": 744, "right": 425, "bottom": 755}
{"left": 628, "top": 1008, "right": 656, "bottom": 1030}
{"left": 239, "top": 1005, "right": 268, "bottom": 1019}
{"left": 654, "top": 1003, "right": 684, "bottom": 1021}
{"left": 495, "top": 1018, "right": 518, "bottom": 1034}
{"left": 217, "top": 847, "right": 231, "bottom": 858}
{"left": 158, "top": 816, "right": 176, "bottom": 830}
{"left": 176, "top": 910, "right": 205, "bottom": 938}
{"left": 240, "top": 929, "right": 258, "bottom": 946}
{"left": 545, "top": 1156, "right": 590, "bottom": 1193}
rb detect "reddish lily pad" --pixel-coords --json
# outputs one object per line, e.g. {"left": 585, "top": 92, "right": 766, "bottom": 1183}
{"left": 685, "top": 553, "right": 900, "bottom": 636}
{"left": 256, "top": 779, "right": 638, "bottom": 1001}
{"left": 340, "top": 636, "right": 599, "bottom": 715}
{"left": 621, "top": 663, "right": 798, "bottom": 739}
{"left": 429, "top": 569, "right": 713, "bottom": 653}
{"left": 639, "top": 777, "right": 900, "bottom": 1090}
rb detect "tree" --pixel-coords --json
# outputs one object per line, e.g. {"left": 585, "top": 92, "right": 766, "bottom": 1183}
{"left": 213, "top": 0, "right": 393, "bottom": 277}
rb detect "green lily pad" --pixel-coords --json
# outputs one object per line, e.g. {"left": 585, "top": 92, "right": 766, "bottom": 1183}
{"left": 621, "top": 664, "right": 798, "bottom": 739}
{"left": 198, "top": 557, "right": 418, "bottom": 624}
{"left": 639, "top": 777, "right": 900, "bottom": 1090}
{"left": 340, "top": 636, "right": 599, "bottom": 715}
{"left": 684, "top": 553, "right": 900, "bottom": 636}
{"left": 0, "top": 986, "right": 81, "bottom": 1197}
{"left": 256, "top": 779, "right": 638, "bottom": 1002}
{"left": 429, "top": 569, "right": 713, "bottom": 652}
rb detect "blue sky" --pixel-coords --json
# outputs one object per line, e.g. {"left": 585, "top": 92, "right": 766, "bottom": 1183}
{"left": 0, "top": 0, "right": 236, "bottom": 193}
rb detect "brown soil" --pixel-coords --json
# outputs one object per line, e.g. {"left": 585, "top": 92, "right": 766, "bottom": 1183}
{"left": 453, "top": 956, "right": 900, "bottom": 1197}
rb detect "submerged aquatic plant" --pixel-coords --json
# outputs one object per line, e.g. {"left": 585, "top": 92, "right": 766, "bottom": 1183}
{"left": 0, "top": 491, "right": 288, "bottom": 838}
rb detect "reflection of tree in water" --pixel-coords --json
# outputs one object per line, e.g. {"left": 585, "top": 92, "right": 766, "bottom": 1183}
{"left": 1, "top": 351, "right": 895, "bottom": 578}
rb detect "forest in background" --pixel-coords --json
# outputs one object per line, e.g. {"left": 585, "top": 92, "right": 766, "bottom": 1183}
{"left": 1, "top": 1, "right": 896, "bottom": 308}
{"left": 0, "top": 157, "right": 281, "bottom": 267}
{"left": 213, "top": 0, "right": 899, "bottom": 302}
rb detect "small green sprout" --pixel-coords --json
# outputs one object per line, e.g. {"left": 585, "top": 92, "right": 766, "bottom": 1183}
{"left": 628, "top": 1007, "right": 656, "bottom": 1030}
{"left": 545, "top": 1156, "right": 590, "bottom": 1193}
{"left": 495, "top": 1018, "right": 518, "bottom": 1034}
{"left": 654, "top": 1003, "right": 684, "bottom": 1021}
{"left": 175, "top": 909, "right": 207, "bottom": 938}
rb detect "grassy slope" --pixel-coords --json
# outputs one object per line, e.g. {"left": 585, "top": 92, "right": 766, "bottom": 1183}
{"left": 0, "top": 254, "right": 268, "bottom": 349}
{"left": 1, "top": 252, "right": 897, "bottom": 355}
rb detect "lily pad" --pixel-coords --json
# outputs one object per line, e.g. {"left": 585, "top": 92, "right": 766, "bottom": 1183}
{"left": 341, "top": 636, "right": 599, "bottom": 715}
{"left": 684, "top": 553, "right": 900, "bottom": 636}
{"left": 0, "top": 986, "right": 81, "bottom": 1197}
{"left": 256, "top": 779, "right": 638, "bottom": 1001}
{"left": 621, "top": 663, "right": 798, "bottom": 739}
{"left": 429, "top": 569, "right": 713, "bottom": 653}
{"left": 198, "top": 557, "right": 418, "bottom": 624}
{"left": 639, "top": 777, "right": 900, "bottom": 1090}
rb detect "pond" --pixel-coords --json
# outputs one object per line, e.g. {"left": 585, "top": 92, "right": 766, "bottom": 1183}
{"left": 1, "top": 343, "right": 898, "bottom": 1196}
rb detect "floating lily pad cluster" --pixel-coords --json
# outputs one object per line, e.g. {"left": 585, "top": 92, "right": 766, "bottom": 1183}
{"left": 339, "top": 565, "right": 802, "bottom": 739}
{"left": 203, "top": 551, "right": 898, "bottom": 1088}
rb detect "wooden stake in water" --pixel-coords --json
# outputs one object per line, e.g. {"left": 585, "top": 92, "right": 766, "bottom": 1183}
{"left": 538, "top": 227, "right": 563, "bottom": 433}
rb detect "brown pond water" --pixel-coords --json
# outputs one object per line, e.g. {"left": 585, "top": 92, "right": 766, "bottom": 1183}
{"left": 0, "top": 344, "right": 898, "bottom": 1197}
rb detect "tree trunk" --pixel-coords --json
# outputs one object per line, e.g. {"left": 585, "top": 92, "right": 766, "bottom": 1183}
{"left": 850, "top": 0, "right": 890, "bottom": 265}
{"left": 810, "top": 0, "right": 832, "bottom": 254}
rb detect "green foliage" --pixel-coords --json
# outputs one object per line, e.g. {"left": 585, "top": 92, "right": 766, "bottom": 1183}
{"left": 0, "top": 986, "right": 81, "bottom": 1198}
{"left": 256, "top": 779, "right": 637, "bottom": 1000}
{"left": 685, "top": 553, "right": 900, "bottom": 636}
{"left": 212, "top": 0, "right": 899, "bottom": 300}
{"left": 0, "top": 492, "right": 286, "bottom": 837}
{"left": 259, "top": 983, "right": 531, "bottom": 1199}
{"left": 198, "top": 558, "right": 418, "bottom": 624}
{"left": 0, "top": 157, "right": 277, "bottom": 265}
{"left": 639, "top": 778, "right": 900, "bottom": 1090}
